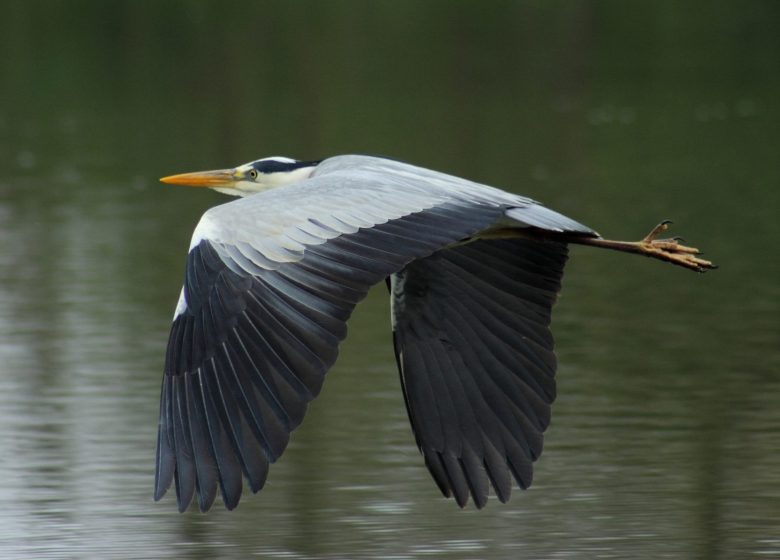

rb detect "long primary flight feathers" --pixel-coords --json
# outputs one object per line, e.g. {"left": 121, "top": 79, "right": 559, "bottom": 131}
{"left": 156, "top": 155, "right": 604, "bottom": 511}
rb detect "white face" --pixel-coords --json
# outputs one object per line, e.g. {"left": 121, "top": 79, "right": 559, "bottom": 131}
{"left": 218, "top": 157, "right": 320, "bottom": 197}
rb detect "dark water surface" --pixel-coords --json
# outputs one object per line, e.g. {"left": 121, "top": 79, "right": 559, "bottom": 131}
{"left": 1, "top": 3, "right": 779, "bottom": 559}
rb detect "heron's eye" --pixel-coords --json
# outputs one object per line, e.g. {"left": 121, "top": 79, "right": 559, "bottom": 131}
{"left": 249, "top": 169, "right": 258, "bottom": 180}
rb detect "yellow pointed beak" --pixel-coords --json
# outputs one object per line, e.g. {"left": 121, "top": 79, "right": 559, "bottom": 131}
{"left": 159, "top": 168, "right": 236, "bottom": 187}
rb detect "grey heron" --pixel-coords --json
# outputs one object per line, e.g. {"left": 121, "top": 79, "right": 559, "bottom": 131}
{"left": 155, "top": 155, "right": 715, "bottom": 512}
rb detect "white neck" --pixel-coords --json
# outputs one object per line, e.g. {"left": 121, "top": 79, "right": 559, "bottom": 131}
{"left": 263, "top": 165, "right": 318, "bottom": 189}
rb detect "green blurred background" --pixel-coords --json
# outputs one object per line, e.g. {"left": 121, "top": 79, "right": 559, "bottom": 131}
{"left": 1, "top": 2, "right": 778, "bottom": 559}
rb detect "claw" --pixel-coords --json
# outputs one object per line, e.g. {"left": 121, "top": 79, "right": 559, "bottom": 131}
{"left": 640, "top": 231, "right": 717, "bottom": 271}
{"left": 643, "top": 221, "right": 672, "bottom": 243}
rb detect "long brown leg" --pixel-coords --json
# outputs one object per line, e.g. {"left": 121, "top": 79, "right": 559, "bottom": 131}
{"left": 566, "top": 221, "right": 717, "bottom": 273}
{"left": 480, "top": 221, "right": 717, "bottom": 273}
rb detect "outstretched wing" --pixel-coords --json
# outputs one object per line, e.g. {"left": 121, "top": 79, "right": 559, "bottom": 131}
{"left": 390, "top": 237, "right": 568, "bottom": 508}
{"left": 155, "top": 194, "right": 506, "bottom": 511}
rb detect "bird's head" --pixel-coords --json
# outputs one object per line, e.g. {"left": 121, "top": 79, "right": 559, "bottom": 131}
{"left": 160, "top": 156, "right": 321, "bottom": 197}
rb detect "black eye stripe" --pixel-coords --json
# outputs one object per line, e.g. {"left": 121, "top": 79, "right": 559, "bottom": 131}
{"left": 251, "top": 159, "right": 321, "bottom": 174}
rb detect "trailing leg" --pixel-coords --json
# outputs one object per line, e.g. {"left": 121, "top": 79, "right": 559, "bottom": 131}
{"left": 564, "top": 221, "right": 716, "bottom": 272}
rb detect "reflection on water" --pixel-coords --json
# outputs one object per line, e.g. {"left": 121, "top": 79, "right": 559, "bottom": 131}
{"left": 1, "top": 3, "right": 779, "bottom": 559}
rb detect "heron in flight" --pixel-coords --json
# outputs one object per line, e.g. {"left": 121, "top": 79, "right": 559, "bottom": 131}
{"left": 155, "top": 155, "right": 715, "bottom": 512}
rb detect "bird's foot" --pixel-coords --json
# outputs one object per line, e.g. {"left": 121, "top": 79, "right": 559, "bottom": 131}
{"left": 631, "top": 221, "right": 716, "bottom": 273}
{"left": 567, "top": 220, "right": 717, "bottom": 273}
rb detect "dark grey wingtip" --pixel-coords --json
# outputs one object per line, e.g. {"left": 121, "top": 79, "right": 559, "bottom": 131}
{"left": 153, "top": 477, "right": 170, "bottom": 504}
{"left": 222, "top": 491, "right": 241, "bottom": 511}
{"left": 154, "top": 428, "right": 174, "bottom": 503}
{"left": 197, "top": 490, "right": 216, "bottom": 513}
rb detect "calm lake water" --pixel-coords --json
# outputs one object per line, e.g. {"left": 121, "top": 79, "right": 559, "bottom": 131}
{"left": 1, "top": 3, "right": 779, "bottom": 559}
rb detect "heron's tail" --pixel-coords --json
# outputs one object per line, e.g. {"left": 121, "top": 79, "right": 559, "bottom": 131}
{"left": 505, "top": 204, "right": 598, "bottom": 237}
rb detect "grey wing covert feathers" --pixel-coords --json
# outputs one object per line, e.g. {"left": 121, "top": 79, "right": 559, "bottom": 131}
{"left": 155, "top": 155, "right": 597, "bottom": 511}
